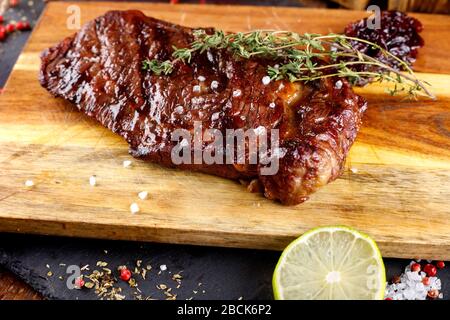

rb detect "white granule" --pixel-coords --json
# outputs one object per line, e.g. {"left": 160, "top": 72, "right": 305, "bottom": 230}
{"left": 130, "top": 202, "right": 140, "bottom": 214}
{"left": 262, "top": 76, "right": 271, "bottom": 85}
{"left": 138, "top": 191, "right": 149, "bottom": 200}
{"left": 210, "top": 80, "right": 219, "bottom": 90}
{"left": 385, "top": 260, "right": 443, "bottom": 300}
{"left": 193, "top": 85, "right": 201, "bottom": 92}
{"left": 350, "top": 167, "right": 358, "bottom": 173}
{"left": 253, "top": 126, "right": 266, "bottom": 136}
{"left": 160, "top": 264, "right": 167, "bottom": 271}
{"left": 271, "top": 147, "right": 287, "bottom": 158}
{"left": 335, "top": 80, "right": 343, "bottom": 89}
{"left": 123, "top": 160, "right": 132, "bottom": 168}
{"left": 25, "top": 180, "right": 34, "bottom": 187}
{"left": 174, "top": 105, "right": 184, "bottom": 114}
{"left": 89, "top": 175, "right": 97, "bottom": 186}
{"left": 211, "top": 112, "right": 220, "bottom": 121}
{"left": 232, "top": 89, "right": 242, "bottom": 97}
{"left": 269, "top": 102, "right": 276, "bottom": 108}
{"left": 197, "top": 75, "right": 206, "bottom": 82}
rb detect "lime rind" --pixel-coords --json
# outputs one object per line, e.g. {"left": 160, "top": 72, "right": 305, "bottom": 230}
{"left": 273, "top": 226, "right": 386, "bottom": 300}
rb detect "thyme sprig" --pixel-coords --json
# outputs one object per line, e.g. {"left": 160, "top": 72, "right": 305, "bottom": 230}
{"left": 142, "top": 29, "right": 434, "bottom": 99}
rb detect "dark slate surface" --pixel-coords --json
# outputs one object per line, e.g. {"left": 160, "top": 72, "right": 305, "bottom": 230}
{"left": 0, "top": 0, "right": 448, "bottom": 300}
{"left": 0, "top": 233, "right": 277, "bottom": 300}
{"left": 0, "top": 0, "right": 44, "bottom": 88}
{"left": 1, "top": 233, "right": 448, "bottom": 300}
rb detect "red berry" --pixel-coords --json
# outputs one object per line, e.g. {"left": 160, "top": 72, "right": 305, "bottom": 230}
{"left": 5, "top": 23, "right": 15, "bottom": 33}
{"left": 423, "top": 263, "right": 437, "bottom": 277}
{"left": 0, "top": 30, "right": 5, "bottom": 42}
{"left": 385, "top": 297, "right": 393, "bottom": 300}
{"left": 120, "top": 268, "right": 132, "bottom": 281}
{"left": 9, "top": 0, "right": 20, "bottom": 7}
{"left": 410, "top": 262, "right": 421, "bottom": 272}
{"left": 436, "top": 261, "right": 445, "bottom": 269}
{"left": 422, "top": 277, "right": 430, "bottom": 286}
{"left": 427, "top": 289, "right": 439, "bottom": 299}
{"left": 74, "top": 277, "right": 85, "bottom": 289}
{"left": 0, "top": 15, "right": 4, "bottom": 24}
{"left": 391, "top": 275, "right": 401, "bottom": 284}
{"left": 16, "top": 21, "right": 30, "bottom": 31}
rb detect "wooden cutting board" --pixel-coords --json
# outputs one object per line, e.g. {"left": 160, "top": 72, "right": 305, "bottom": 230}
{"left": 1, "top": 2, "right": 449, "bottom": 259}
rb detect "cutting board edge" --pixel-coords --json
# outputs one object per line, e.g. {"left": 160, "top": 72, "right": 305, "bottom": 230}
{"left": 0, "top": 217, "right": 449, "bottom": 260}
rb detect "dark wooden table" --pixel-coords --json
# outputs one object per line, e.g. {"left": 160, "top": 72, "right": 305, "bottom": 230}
{"left": 0, "top": 268, "right": 42, "bottom": 300}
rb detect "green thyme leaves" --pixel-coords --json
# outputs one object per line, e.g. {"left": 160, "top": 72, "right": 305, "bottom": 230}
{"left": 142, "top": 59, "right": 173, "bottom": 75}
{"left": 142, "top": 29, "right": 434, "bottom": 99}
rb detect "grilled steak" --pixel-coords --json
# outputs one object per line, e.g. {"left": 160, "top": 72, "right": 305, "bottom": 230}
{"left": 39, "top": 10, "right": 367, "bottom": 205}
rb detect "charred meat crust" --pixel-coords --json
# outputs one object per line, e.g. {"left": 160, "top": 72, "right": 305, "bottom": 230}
{"left": 39, "top": 10, "right": 367, "bottom": 205}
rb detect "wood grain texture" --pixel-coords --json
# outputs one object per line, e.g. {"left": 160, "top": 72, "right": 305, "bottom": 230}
{"left": 0, "top": 2, "right": 449, "bottom": 259}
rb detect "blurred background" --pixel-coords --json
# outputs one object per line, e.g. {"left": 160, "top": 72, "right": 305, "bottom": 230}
{"left": 119, "top": 0, "right": 450, "bottom": 13}
{"left": 165, "top": 0, "right": 450, "bottom": 13}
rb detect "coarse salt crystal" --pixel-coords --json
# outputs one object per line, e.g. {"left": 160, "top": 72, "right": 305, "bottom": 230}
{"left": 210, "top": 80, "right": 219, "bottom": 90}
{"left": 174, "top": 105, "right": 184, "bottom": 114}
{"left": 253, "top": 126, "right": 266, "bottom": 136}
{"left": 211, "top": 112, "right": 220, "bottom": 121}
{"left": 197, "top": 75, "right": 206, "bottom": 82}
{"left": 207, "top": 51, "right": 214, "bottom": 62}
{"left": 89, "top": 175, "right": 96, "bottom": 186}
{"left": 385, "top": 260, "right": 443, "bottom": 300}
{"left": 350, "top": 167, "right": 358, "bottom": 173}
{"left": 262, "top": 76, "right": 271, "bottom": 85}
{"left": 193, "top": 85, "right": 201, "bottom": 92}
{"left": 269, "top": 102, "right": 276, "bottom": 109}
{"left": 138, "top": 191, "right": 148, "bottom": 200}
{"left": 335, "top": 80, "right": 343, "bottom": 89}
{"left": 130, "top": 202, "right": 140, "bottom": 214}
{"left": 123, "top": 160, "right": 132, "bottom": 168}
{"left": 160, "top": 264, "right": 167, "bottom": 271}
{"left": 25, "top": 180, "right": 34, "bottom": 187}
{"left": 233, "top": 89, "right": 241, "bottom": 97}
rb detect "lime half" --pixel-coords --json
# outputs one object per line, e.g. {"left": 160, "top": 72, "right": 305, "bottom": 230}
{"left": 273, "top": 226, "right": 386, "bottom": 300}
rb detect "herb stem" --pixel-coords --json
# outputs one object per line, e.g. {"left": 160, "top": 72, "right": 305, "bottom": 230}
{"left": 142, "top": 29, "right": 434, "bottom": 100}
